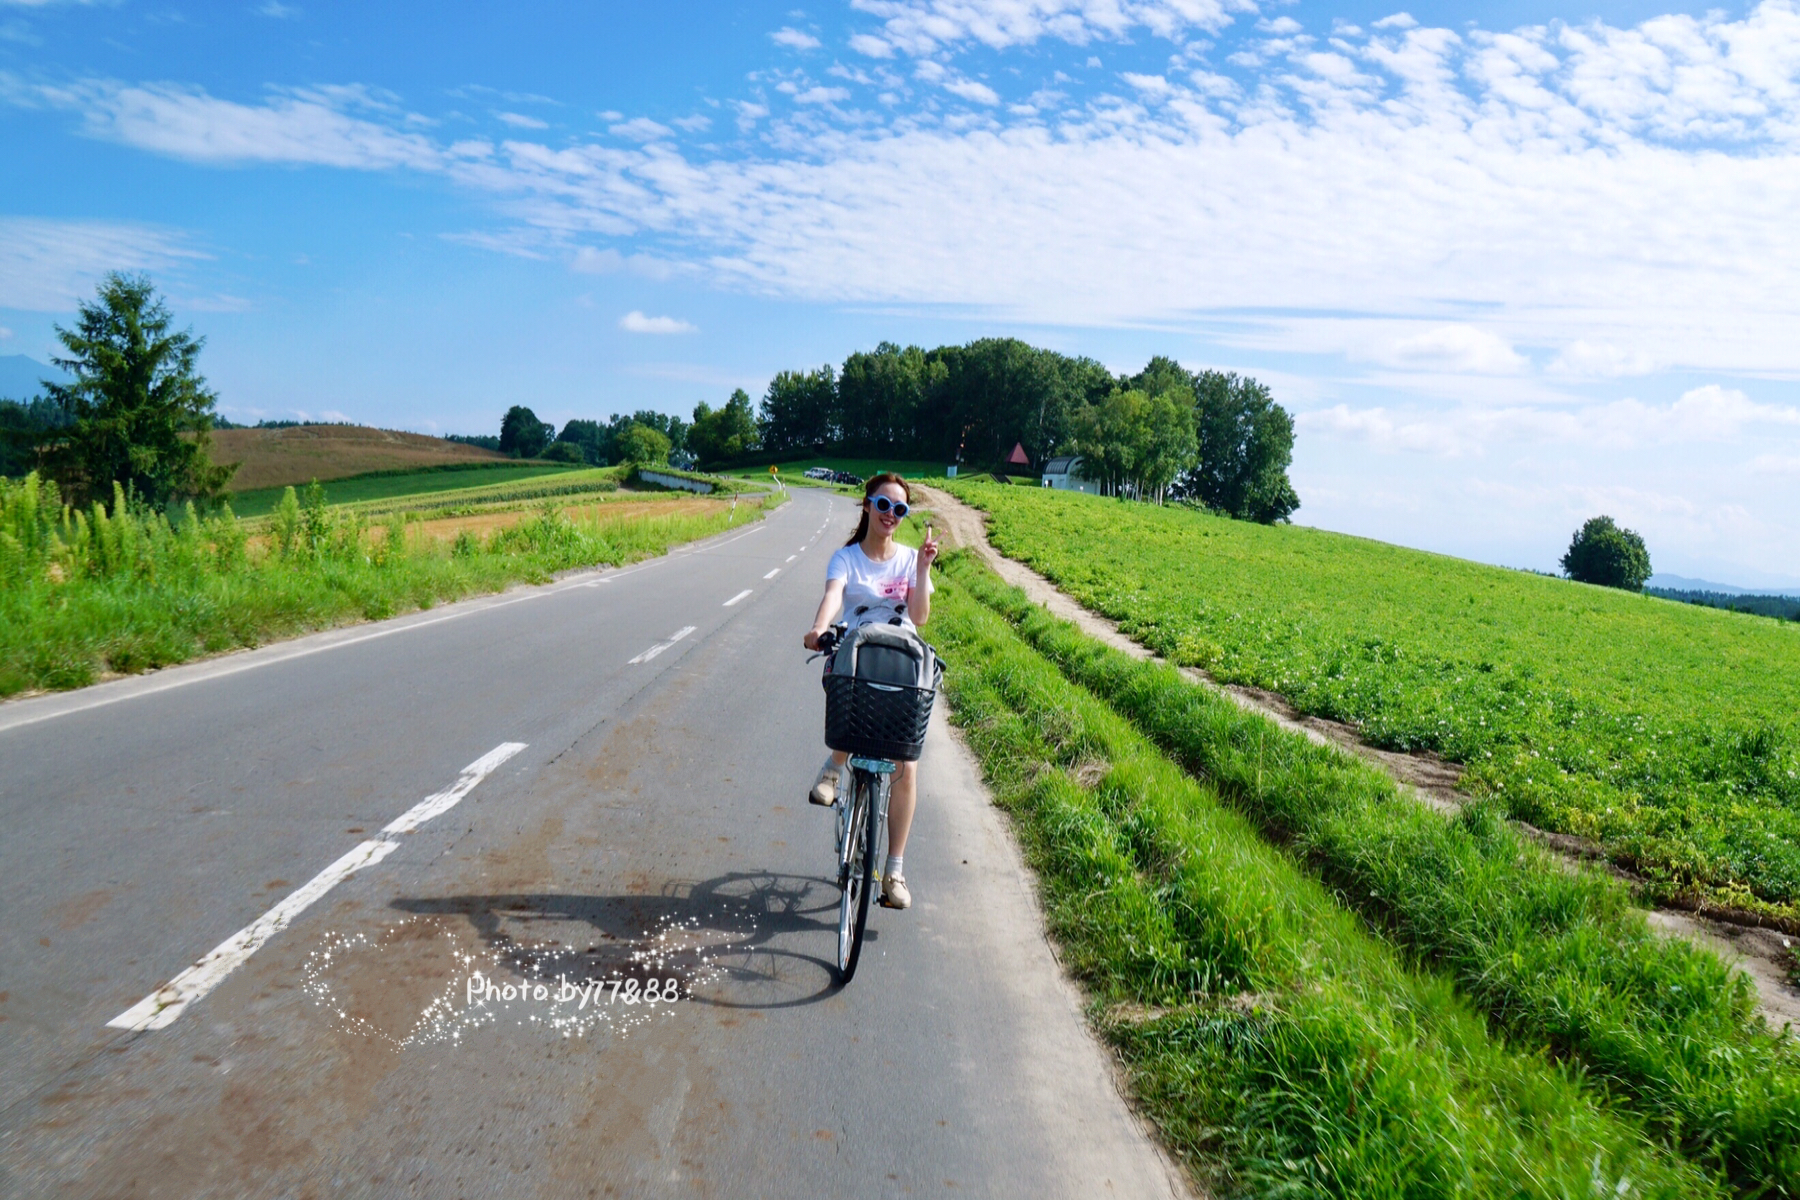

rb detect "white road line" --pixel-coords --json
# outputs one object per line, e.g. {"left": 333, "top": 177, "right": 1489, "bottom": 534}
{"left": 724, "top": 589, "right": 753, "bottom": 606}
{"left": 107, "top": 839, "right": 399, "bottom": 1032}
{"left": 763, "top": 568, "right": 780, "bottom": 579}
{"left": 786, "top": 555, "right": 797, "bottom": 563}
{"left": 627, "top": 625, "right": 696, "bottom": 665}
{"left": 383, "top": 742, "right": 527, "bottom": 834}
{"left": 107, "top": 742, "right": 526, "bottom": 1032}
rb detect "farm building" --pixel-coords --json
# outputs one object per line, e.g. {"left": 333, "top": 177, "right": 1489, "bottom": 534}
{"left": 1041, "top": 455, "right": 1100, "bottom": 494}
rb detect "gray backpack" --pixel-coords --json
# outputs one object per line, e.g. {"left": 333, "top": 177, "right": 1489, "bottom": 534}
{"left": 824, "top": 624, "right": 944, "bottom": 761}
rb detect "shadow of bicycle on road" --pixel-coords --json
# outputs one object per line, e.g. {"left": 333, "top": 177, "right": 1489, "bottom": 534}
{"left": 391, "top": 868, "right": 870, "bottom": 1010}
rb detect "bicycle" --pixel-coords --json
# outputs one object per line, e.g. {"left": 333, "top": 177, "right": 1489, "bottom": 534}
{"left": 810, "top": 623, "right": 939, "bottom": 984}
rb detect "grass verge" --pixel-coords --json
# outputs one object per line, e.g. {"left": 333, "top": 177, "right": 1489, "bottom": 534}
{"left": 946, "top": 554, "right": 1800, "bottom": 1194}
{"left": 928, "top": 552, "right": 1717, "bottom": 1198}
{"left": 0, "top": 473, "right": 772, "bottom": 696}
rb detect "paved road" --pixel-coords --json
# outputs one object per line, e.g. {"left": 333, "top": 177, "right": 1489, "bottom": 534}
{"left": 0, "top": 488, "right": 1184, "bottom": 1199}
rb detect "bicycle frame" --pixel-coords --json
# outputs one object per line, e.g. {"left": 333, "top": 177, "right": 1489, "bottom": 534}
{"left": 833, "top": 757, "right": 895, "bottom": 982}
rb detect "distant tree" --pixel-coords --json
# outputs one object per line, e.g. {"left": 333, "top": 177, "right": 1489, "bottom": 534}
{"left": 1071, "top": 387, "right": 1199, "bottom": 502}
{"left": 498, "top": 405, "right": 553, "bottom": 458}
{"left": 1562, "top": 516, "right": 1651, "bottom": 590}
{"left": 555, "top": 419, "right": 605, "bottom": 464}
{"left": 445, "top": 433, "right": 502, "bottom": 451}
{"left": 541, "top": 440, "right": 585, "bottom": 463}
{"left": 0, "top": 396, "right": 70, "bottom": 478}
{"left": 760, "top": 366, "right": 838, "bottom": 452}
{"left": 615, "top": 422, "right": 671, "bottom": 466}
{"left": 688, "top": 389, "right": 761, "bottom": 464}
{"left": 37, "top": 273, "right": 234, "bottom": 507}
{"left": 1178, "top": 371, "right": 1298, "bottom": 523}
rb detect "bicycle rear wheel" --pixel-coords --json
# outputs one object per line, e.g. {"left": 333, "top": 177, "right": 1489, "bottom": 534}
{"left": 836, "top": 770, "right": 878, "bottom": 982}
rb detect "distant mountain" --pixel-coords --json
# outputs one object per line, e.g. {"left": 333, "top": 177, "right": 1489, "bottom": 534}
{"left": 1648, "top": 574, "right": 1800, "bottom": 599}
{"left": 0, "top": 355, "right": 70, "bottom": 402}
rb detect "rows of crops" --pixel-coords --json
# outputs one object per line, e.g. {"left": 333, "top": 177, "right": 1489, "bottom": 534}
{"left": 945, "top": 482, "right": 1800, "bottom": 924}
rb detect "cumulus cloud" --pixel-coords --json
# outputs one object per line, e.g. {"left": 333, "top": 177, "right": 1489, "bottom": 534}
{"left": 609, "top": 116, "right": 672, "bottom": 141}
{"left": 0, "top": 216, "right": 204, "bottom": 311}
{"left": 770, "top": 27, "right": 822, "bottom": 50}
{"left": 495, "top": 110, "right": 548, "bottom": 129}
{"left": 618, "top": 310, "right": 696, "bottom": 334}
{"left": 1299, "top": 385, "right": 1800, "bottom": 458}
{"left": 943, "top": 78, "right": 1001, "bottom": 104}
{"left": 847, "top": 0, "right": 1243, "bottom": 55}
{"left": 15, "top": 78, "right": 440, "bottom": 168}
{"left": 19, "top": 3, "right": 1800, "bottom": 381}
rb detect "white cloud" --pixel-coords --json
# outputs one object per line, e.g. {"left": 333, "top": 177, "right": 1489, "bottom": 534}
{"left": 671, "top": 113, "right": 711, "bottom": 132}
{"left": 24, "top": 3, "right": 1800, "bottom": 382}
{"left": 20, "top": 78, "right": 440, "bottom": 168}
{"left": 1381, "top": 325, "right": 1527, "bottom": 374}
{"left": 618, "top": 310, "right": 696, "bottom": 334}
{"left": 848, "top": 0, "right": 1241, "bottom": 56}
{"left": 1260, "top": 16, "right": 1301, "bottom": 34}
{"left": 1372, "top": 13, "right": 1418, "bottom": 29}
{"left": 771, "top": 27, "right": 822, "bottom": 50}
{"left": 849, "top": 33, "right": 895, "bottom": 57}
{"left": 609, "top": 116, "right": 672, "bottom": 141}
{"left": 0, "top": 326, "right": 12, "bottom": 339}
{"left": 495, "top": 110, "right": 548, "bottom": 129}
{"left": 1751, "top": 454, "right": 1800, "bottom": 475}
{"left": 1298, "top": 385, "right": 1800, "bottom": 459}
{"left": 1122, "top": 72, "right": 1172, "bottom": 95}
{"left": 1548, "top": 339, "right": 1657, "bottom": 377}
{"left": 793, "top": 86, "right": 851, "bottom": 105}
{"left": 943, "top": 78, "right": 1000, "bottom": 105}
{"left": 257, "top": 1, "right": 299, "bottom": 17}
{"left": 1299, "top": 404, "right": 1471, "bottom": 455}
{"left": 0, "top": 217, "right": 204, "bottom": 311}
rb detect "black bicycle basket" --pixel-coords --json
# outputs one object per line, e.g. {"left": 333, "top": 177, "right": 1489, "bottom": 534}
{"left": 823, "top": 625, "right": 943, "bottom": 762}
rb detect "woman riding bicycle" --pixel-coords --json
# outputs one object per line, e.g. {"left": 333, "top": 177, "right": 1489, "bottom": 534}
{"left": 803, "top": 473, "right": 939, "bottom": 910}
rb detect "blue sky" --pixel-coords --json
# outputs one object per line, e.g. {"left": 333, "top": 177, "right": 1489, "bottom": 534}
{"left": 3, "top": 0, "right": 1798, "bottom": 585}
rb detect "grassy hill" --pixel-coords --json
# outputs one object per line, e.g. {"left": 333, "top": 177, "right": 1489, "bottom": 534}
{"left": 211, "top": 424, "right": 506, "bottom": 491}
{"left": 948, "top": 481, "right": 1800, "bottom": 924}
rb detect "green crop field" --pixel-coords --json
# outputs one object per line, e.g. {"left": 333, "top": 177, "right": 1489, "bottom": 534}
{"left": 948, "top": 482, "right": 1800, "bottom": 923}
{"left": 927, "top": 553, "right": 1782, "bottom": 1197}
{"left": 229, "top": 463, "right": 585, "bottom": 517}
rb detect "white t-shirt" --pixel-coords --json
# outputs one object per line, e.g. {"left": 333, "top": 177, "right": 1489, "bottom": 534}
{"left": 827, "top": 541, "right": 933, "bottom": 630}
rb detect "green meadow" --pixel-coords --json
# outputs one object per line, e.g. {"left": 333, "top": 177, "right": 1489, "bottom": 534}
{"left": 947, "top": 482, "right": 1800, "bottom": 923}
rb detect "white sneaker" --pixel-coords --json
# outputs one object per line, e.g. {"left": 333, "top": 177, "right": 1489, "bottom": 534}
{"left": 809, "top": 759, "right": 841, "bottom": 806}
{"left": 880, "top": 874, "right": 911, "bottom": 910}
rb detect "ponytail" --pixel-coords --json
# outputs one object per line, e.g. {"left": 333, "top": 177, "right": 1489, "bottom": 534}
{"left": 844, "top": 472, "right": 912, "bottom": 546}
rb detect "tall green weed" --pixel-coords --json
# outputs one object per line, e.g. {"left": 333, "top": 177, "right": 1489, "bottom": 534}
{"left": 0, "top": 473, "right": 757, "bottom": 696}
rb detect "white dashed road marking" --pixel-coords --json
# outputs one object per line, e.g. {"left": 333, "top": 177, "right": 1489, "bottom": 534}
{"left": 763, "top": 568, "right": 780, "bottom": 579}
{"left": 628, "top": 626, "right": 697, "bottom": 665}
{"left": 724, "top": 589, "right": 753, "bottom": 606}
{"left": 106, "top": 742, "right": 527, "bottom": 1032}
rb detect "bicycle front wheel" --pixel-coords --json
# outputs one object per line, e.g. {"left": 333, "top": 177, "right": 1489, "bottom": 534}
{"left": 836, "top": 770, "right": 878, "bottom": 982}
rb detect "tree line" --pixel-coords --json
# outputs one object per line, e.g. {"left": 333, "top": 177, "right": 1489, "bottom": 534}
{"left": 4, "top": 276, "right": 1299, "bottom": 527}
{"left": 506, "top": 338, "right": 1299, "bottom": 523}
